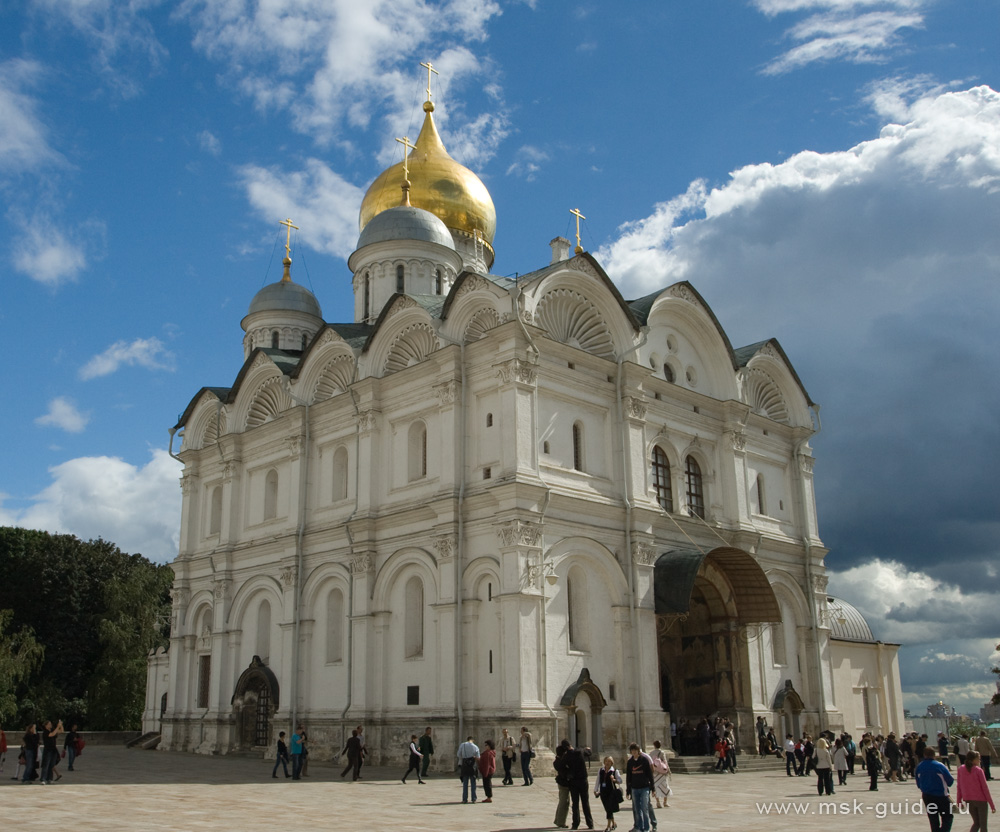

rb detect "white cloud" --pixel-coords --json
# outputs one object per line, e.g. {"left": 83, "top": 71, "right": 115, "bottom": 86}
{"left": 79, "top": 336, "right": 176, "bottom": 380}
{"left": 751, "top": 0, "right": 926, "bottom": 74}
{"left": 0, "top": 59, "right": 65, "bottom": 174}
{"left": 506, "top": 145, "right": 550, "bottom": 180}
{"left": 239, "top": 160, "right": 365, "bottom": 261}
{"left": 30, "top": 0, "right": 167, "bottom": 96}
{"left": 198, "top": 129, "right": 221, "bottom": 156}
{"left": 34, "top": 397, "right": 90, "bottom": 433}
{"left": 1, "top": 450, "right": 182, "bottom": 562}
{"left": 179, "top": 1, "right": 504, "bottom": 146}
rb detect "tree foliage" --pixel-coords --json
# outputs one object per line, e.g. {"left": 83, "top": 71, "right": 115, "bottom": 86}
{"left": 0, "top": 527, "right": 172, "bottom": 730}
{"left": 0, "top": 609, "right": 44, "bottom": 723}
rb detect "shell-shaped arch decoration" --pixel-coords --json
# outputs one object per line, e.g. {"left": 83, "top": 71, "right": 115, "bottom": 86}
{"left": 464, "top": 306, "right": 502, "bottom": 343}
{"left": 245, "top": 377, "right": 293, "bottom": 429}
{"left": 314, "top": 355, "right": 355, "bottom": 402}
{"left": 203, "top": 407, "right": 227, "bottom": 445}
{"left": 535, "top": 288, "right": 615, "bottom": 359}
{"left": 742, "top": 368, "right": 789, "bottom": 424}
{"left": 384, "top": 323, "right": 439, "bottom": 375}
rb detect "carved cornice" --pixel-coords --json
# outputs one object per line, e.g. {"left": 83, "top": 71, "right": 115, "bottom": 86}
{"left": 496, "top": 358, "right": 537, "bottom": 386}
{"left": 180, "top": 472, "right": 196, "bottom": 495}
{"left": 454, "top": 275, "right": 490, "bottom": 299}
{"left": 666, "top": 284, "right": 698, "bottom": 305}
{"left": 496, "top": 519, "right": 542, "bottom": 548}
{"left": 385, "top": 296, "right": 418, "bottom": 318}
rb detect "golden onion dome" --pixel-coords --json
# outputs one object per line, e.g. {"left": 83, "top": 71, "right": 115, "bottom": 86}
{"left": 359, "top": 102, "right": 496, "bottom": 246}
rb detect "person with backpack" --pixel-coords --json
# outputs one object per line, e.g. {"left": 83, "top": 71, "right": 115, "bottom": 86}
{"left": 457, "top": 735, "right": 480, "bottom": 803}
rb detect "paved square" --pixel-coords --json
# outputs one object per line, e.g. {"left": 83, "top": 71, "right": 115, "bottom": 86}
{"left": 0, "top": 748, "right": 955, "bottom": 832}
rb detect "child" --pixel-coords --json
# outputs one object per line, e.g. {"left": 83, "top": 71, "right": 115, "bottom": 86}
{"left": 866, "top": 745, "right": 882, "bottom": 791}
{"left": 272, "top": 731, "right": 290, "bottom": 778}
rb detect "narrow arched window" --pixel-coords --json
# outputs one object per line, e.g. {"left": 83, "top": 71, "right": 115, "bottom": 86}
{"left": 435, "top": 269, "right": 443, "bottom": 295}
{"left": 209, "top": 485, "right": 222, "bottom": 535}
{"left": 755, "top": 474, "right": 766, "bottom": 515}
{"left": 396, "top": 264, "right": 405, "bottom": 294}
{"left": 332, "top": 446, "right": 348, "bottom": 501}
{"left": 363, "top": 273, "right": 371, "bottom": 321}
{"left": 326, "top": 588, "right": 344, "bottom": 663}
{"left": 256, "top": 599, "right": 271, "bottom": 663}
{"left": 404, "top": 576, "right": 424, "bottom": 658}
{"left": 651, "top": 446, "right": 673, "bottom": 511}
{"left": 408, "top": 421, "right": 427, "bottom": 482}
{"left": 264, "top": 469, "right": 278, "bottom": 520}
{"left": 771, "top": 619, "right": 787, "bottom": 666}
{"left": 567, "top": 567, "right": 590, "bottom": 652}
{"left": 271, "top": 330, "right": 279, "bottom": 349}
{"left": 572, "top": 422, "right": 584, "bottom": 471}
{"left": 685, "top": 456, "right": 705, "bottom": 519}
{"left": 301, "top": 333, "right": 308, "bottom": 351}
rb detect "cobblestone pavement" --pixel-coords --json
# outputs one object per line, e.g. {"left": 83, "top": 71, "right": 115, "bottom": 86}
{"left": 0, "top": 749, "right": 951, "bottom": 832}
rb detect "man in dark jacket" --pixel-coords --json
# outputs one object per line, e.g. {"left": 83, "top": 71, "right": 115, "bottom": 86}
{"left": 626, "top": 743, "right": 654, "bottom": 832}
{"left": 565, "top": 743, "right": 594, "bottom": 830}
{"left": 553, "top": 743, "right": 571, "bottom": 828}
{"left": 915, "top": 747, "right": 954, "bottom": 832}
{"left": 340, "top": 729, "right": 362, "bottom": 781}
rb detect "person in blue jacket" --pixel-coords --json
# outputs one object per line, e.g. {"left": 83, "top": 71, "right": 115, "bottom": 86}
{"left": 915, "top": 747, "right": 955, "bottom": 832}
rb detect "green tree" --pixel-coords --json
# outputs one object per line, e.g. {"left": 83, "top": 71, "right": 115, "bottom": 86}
{"left": 0, "top": 609, "right": 44, "bottom": 722}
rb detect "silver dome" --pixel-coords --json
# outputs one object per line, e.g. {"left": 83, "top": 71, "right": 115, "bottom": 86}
{"left": 826, "top": 596, "right": 877, "bottom": 642}
{"left": 247, "top": 280, "right": 322, "bottom": 319}
{"left": 356, "top": 205, "right": 455, "bottom": 251}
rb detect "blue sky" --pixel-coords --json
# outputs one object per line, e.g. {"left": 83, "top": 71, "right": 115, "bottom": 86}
{"left": 1, "top": 0, "right": 998, "bottom": 714}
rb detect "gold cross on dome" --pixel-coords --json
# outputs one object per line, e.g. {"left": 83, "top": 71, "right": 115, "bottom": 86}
{"left": 569, "top": 208, "right": 586, "bottom": 254}
{"left": 420, "top": 60, "right": 439, "bottom": 102}
{"left": 278, "top": 217, "right": 299, "bottom": 259}
{"left": 396, "top": 135, "right": 417, "bottom": 178}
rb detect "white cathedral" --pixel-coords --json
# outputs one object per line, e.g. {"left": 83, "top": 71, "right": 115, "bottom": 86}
{"left": 144, "top": 87, "right": 904, "bottom": 763}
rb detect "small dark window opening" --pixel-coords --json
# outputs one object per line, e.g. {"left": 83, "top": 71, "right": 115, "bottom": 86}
{"left": 664, "top": 364, "right": 675, "bottom": 383}
{"left": 572, "top": 423, "right": 584, "bottom": 471}
{"left": 363, "top": 274, "right": 371, "bottom": 320}
{"left": 486, "top": 413, "right": 493, "bottom": 427}
{"left": 435, "top": 269, "right": 443, "bottom": 295}
{"left": 568, "top": 362, "right": 575, "bottom": 370}
{"left": 483, "top": 467, "right": 492, "bottom": 480}
{"left": 407, "top": 685, "right": 420, "bottom": 705}
{"left": 197, "top": 655, "right": 211, "bottom": 709}
{"left": 763, "top": 429, "right": 769, "bottom": 436}
{"left": 693, "top": 405, "right": 700, "bottom": 414}
{"left": 543, "top": 441, "right": 550, "bottom": 454}
{"left": 609, "top": 683, "right": 616, "bottom": 701}
{"left": 489, "top": 649, "right": 494, "bottom": 674}
{"left": 654, "top": 392, "right": 661, "bottom": 401}
{"left": 396, "top": 264, "right": 405, "bottom": 293}
{"left": 271, "top": 331, "right": 279, "bottom": 349}
{"left": 488, "top": 582, "right": 492, "bottom": 601}
{"left": 301, "top": 333, "right": 308, "bottom": 350}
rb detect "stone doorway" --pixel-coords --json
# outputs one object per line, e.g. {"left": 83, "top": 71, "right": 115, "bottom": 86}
{"left": 232, "top": 656, "right": 280, "bottom": 752}
{"left": 559, "top": 668, "right": 607, "bottom": 753}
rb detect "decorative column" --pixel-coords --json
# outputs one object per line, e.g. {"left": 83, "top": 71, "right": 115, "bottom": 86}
{"left": 494, "top": 358, "right": 537, "bottom": 477}
{"left": 348, "top": 553, "right": 376, "bottom": 717}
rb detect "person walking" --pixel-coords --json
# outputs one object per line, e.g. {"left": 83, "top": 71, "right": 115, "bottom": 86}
{"left": 916, "top": 747, "right": 955, "bottom": 832}
{"left": 64, "top": 724, "right": 80, "bottom": 772}
{"left": 959, "top": 736, "right": 972, "bottom": 766}
{"left": 834, "top": 738, "right": 850, "bottom": 786}
{"left": 553, "top": 742, "right": 572, "bottom": 829}
{"left": 501, "top": 728, "right": 516, "bottom": 785}
{"left": 272, "top": 731, "right": 290, "bottom": 778}
{"left": 565, "top": 742, "right": 594, "bottom": 830}
{"left": 939, "top": 733, "right": 953, "bottom": 771}
{"left": 594, "top": 756, "right": 623, "bottom": 832}
{"left": 457, "top": 735, "right": 481, "bottom": 804}
{"left": 340, "top": 729, "right": 362, "bottom": 781}
{"left": 519, "top": 726, "right": 534, "bottom": 785}
{"left": 649, "top": 740, "right": 671, "bottom": 808}
{"left": 299, "top": 728, "right": 310, "bottom": 777}
{"left": 625, "top": 743, "right": 654, "bottom": 832}
{"left": 290, "top": 725, "right": 304, "bottom": 780}
{"left": 401, "top": 734, "right": 425, "bottom": 784}
{"left": 976, "top": 732, "right": 997, "bottom": 781}
{"left": 38, "top": 719, "right": 62, "bottom": 784}
{"left": 814, "top": 737, "right": 835, "bottom": 796}
{"left": 886, "top": 733, "right": 902, "bottom": 782}
{"left": 478, "top": 739, "right": 496, "bottom": 803}
{"left": 957, "top": 751, "right": 996, "bottom": 832}
{"left": 784, "top": 734, "right": 797, "bottom": 776}
{"left": 356, "top": 725, "right": 367, "bottom": 778}
{"left": 418, "top": 727, "right": 434, "bottom": 778}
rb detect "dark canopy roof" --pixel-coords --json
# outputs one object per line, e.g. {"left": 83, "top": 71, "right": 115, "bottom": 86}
{"left": 653, "top": 546, "right": 781, "bottom": 624}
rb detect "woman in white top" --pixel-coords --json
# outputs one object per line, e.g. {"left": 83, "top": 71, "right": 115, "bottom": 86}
{"left": 814, "top": 737, "right": 835, "bottom": 796}
{"left": 649, "top": 740, "right": 672, "bottom": 808}
{"left": 833, "top": 738, "right": 850, "bottom": 786}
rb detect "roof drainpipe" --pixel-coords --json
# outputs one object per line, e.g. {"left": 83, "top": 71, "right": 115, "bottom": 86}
{"left": 616, "top": 328, "right": 648, "bottom": 745}
{"left": 456, "top": 342, "right": 467, "bottom": 743}
{"left": 284, "top": 379, "right": 311, "bottom": 734}
{"left": 795, "top": 404, "right": 824, "bottom": 732}
{"left": 340, "top": 372, "right": 362, "bottom": 751}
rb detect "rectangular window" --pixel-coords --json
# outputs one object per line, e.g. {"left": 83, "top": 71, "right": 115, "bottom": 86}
{"left": 407, "top": 685, "right": 420, "bottom": 706}
{"left": 483, "top": 467, "right": 491, "bottom": 479}
{"left": 197, "top": 655, "right": 211, "bottom": 709}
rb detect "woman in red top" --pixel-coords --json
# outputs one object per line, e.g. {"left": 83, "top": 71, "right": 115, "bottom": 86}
{"left": 957, "top": 751, "right": 996, "bottom": 832}
{"left": 478, "top": 739, "right": 497, "bottom": 803}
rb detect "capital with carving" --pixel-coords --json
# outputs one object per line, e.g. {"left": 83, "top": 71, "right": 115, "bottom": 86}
{"left": 433, "top": 535, "right": 456, "bottom": 561}
{"left": 356, "top": 409, "right": 379, "bottom": 435}
{"left": 212, "top": 579, "right": 230, "bottom": 601}
{"left": 495, "top": 358, "right": 537, "bottom": 387}
{"left": 631, "top": 540, "right": 658, "bottom": 566}
{"left": 496, "top": 519, "right": 542, "bottom": 548}
{"left": 351, "top": 554, "right": 375, "bottom": 575}
{"left": 729, "top": 430, "right": 746, "bottom": 452}
{"left": 279, "top": 567, "right": 296, "bottom": 589}
{"left": 624, "top": 396, "right": 647, "bottom": 421}
{"left": 435, "top": 380, "right": 459, "bottom": 407}
{"left": 798, "top": 454, "right": 815, "bottom": 474}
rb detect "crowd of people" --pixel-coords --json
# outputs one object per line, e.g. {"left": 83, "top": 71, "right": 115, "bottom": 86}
{"left": 2, "top": 720, "right": 84, "bottom": 784}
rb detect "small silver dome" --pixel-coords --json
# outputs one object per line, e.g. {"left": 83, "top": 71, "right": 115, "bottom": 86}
{"left": 826, "top": 596, "right": 877, "bottom": 642}
{"left": 248, "top": 280, "right": 322, "bottom": 319}
{"left": 356, "top": 205, "right": 455, "bottom": 251}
